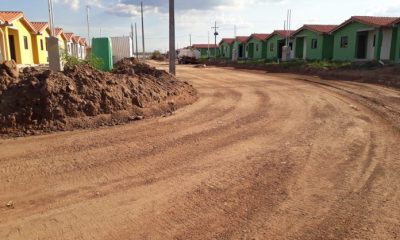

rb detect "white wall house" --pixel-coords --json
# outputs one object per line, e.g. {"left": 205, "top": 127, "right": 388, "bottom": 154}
{"left": 72, "top": 36, "right": 81, "bottom": 59}
{"left": 64, "top": 32, "right": 74, "bottom": 56}
{"left": 111, "top": 36, "right": 133, "bottom": 63}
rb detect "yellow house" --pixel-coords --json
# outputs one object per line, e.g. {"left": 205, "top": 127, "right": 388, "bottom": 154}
{"left": 31, "top": 22, "right": 50, "bottom": 64}
{"left": 0, "top": 11, "right": 36, "bottom": 64}
{"left": 54, "top": 27, "right": 67, "bottom": 54}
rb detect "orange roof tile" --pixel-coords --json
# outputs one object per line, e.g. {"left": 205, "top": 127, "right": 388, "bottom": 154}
{"left": 64, "top": 32, "right": 74, "bottom": 41}
{"left": 293, "top": 24, "right": 338, "bottom": 36}
{"left": 219, "top": 38, "right": 235, "bottom": 45}
{"left": 332, "top": 16, "right": 399, "bottom": 33}
{"left": 72, "top": 36, "right": 81, "bottom": 43}
{"left": 0, "top": 11, "right": 23, "bottom": 23}
{"left": 30, "top": 22, "right": 49, "bottom": 33}
{"left": 235, "top": 36, "right": 250, "bottom": 43}
{"left": 80, "top": 38, "right": 88, "bottom": 46}
{"left": 265, "top": 30, "right": 295, "bottom": 40}
{"left": 55, "top": 27, "right": 64, "bottom": 36}
{"left": 248, "top": 33, "right": 270, "bottom": 42}
{"left": 352, "top": 16, "right": 398, "bottom": 26}
{"left": 192, "top": 44, "right": 218, "bottom": 49}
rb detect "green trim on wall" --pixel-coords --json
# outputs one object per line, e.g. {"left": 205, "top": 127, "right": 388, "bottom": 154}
{"left": 390, "top": 26, "right": 398, "bottom": 61}
{"left": 375, "top": 28, "right": 383, "bottom": 61}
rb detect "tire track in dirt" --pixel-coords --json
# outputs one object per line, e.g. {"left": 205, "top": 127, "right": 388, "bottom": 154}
{"left": 1, "top": 64, "right": 399, "bottom": 240}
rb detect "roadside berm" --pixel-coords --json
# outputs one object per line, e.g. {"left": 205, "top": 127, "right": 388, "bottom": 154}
{"left": 0, "top": 58, "right": 197, "bottom": 137}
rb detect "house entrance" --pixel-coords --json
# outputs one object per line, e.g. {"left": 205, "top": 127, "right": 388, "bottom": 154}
{"left": 356, "top": 31, "right": 368, "bottom": 59}
{"left": 8, "top": 35, "right": 17, "bottom": 62}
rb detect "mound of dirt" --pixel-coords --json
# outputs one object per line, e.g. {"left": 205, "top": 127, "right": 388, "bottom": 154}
{"left": 0, "top": 59, "right": 197, "bottom": 137}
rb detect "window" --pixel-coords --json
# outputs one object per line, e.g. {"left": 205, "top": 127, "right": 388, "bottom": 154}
{"left": 311, "top": 39, "right": 318, "bottom": 49}
{"left": 270, "top": 43, "right": 274, "bottom": 52}
{"left": 340, "top": 36, "right": 348, "bottom": 48}
{"left": 256, "top": 44, "right": 259, "bottom": 51}
{"left": 373, "top": 34, "right": 376, "bottom": 47}
{"left": 23, "top": 36, "right": 29, "bottom": 49}
{"left": 40, "top": 39, "right": 44, "bottom": 51}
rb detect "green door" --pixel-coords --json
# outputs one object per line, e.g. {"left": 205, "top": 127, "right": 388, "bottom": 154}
{"left": 248, "top": 43, "right": 254, "bottom": 59}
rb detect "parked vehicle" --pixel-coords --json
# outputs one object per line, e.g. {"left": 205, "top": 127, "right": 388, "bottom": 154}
{"left": 177, "top": 48, "right": 200, "bottom": 64}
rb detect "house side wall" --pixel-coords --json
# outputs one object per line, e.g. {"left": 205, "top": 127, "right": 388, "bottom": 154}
{"left": 396, "top": 25, "right": 400, "bottom": 62}
{"left": 57, "top": 35, "right": 66, "bottom": 52}
{"left": 35, "top": 31, "right": 49, "bottom": 64}
{"left": 233, "top": 40, "right": 246, "bottom": 59}
{"left": 247, "top": 38, "right": 263, "bottom": 59}
{"left": 196, "top": 48, "right": 218, "bottom": 58}
{"left": 32, "top": 35, "right": 39, "bottom": 63}
{"left": 261, "top": 41, "right": 268, "bottom": 59}
{"left": 14, "top": 20, "right": 34, "bottom": 64}
{"left": 366, "top": 30, "right": 377, "bottom": 60}
{"left": 381, "top": 28, "right": 392, "bottom": 60}
{"left": 219, "top": 42, "right": 232, "bottom": 59}
{"left": 266, "top": 35, "right": 281, "bottom": 60}
{"left": 293, "top": 29, "right": 324, "bottom": 60}
{"left": 322, "top": 35, "right": 334, "bottom": 60}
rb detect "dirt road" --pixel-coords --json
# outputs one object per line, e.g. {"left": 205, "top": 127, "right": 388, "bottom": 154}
{"left": 1, "top": 63, "right": 399, "bottom": 239}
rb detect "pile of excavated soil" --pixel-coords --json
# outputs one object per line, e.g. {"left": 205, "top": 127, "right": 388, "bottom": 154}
{"left": 0, "top": 58, "right": 197, "bottom": 137}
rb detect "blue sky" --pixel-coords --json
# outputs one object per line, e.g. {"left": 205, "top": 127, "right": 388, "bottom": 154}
{"left": 2, "top": 0, "right": 400, "bottom": 52}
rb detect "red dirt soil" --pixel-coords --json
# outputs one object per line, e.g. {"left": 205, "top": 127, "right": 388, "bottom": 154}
{"left": 0, "top": 58, "right": 197, "bottom": 137}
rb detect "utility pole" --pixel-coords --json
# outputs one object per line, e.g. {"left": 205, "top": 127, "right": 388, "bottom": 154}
{"left": 131, "top": 23, "right": 135, "bottom": 58}
{"left": 189, "top": 34, "right": 192, "bottom": 47}
{"left": 141, "top": 1, "right": 145, "bottom": 61}
{"left": 135, "top": 22, "right": 139, "bottom": 59}
{"left": 47, "top": 0, "right": 62, "bottom": 71}
{"left": 211, "top": 21, "right": 219, "bottom": 60}
{"left": 47, "top": 0, "right": 55, "bottom": 36}
{"left": 86, "top": 5, "right": 90, "bottom": 46}
{"left": 169, "top": 0, "right": 176, "bottom": 75}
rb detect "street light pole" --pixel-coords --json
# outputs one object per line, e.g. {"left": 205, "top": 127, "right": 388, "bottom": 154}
{"left": 141, "top": 1, "right": 145, "bottom": 61}
{"left": 47, "top": 0, "right": 55, "bottom": 36}
{"left": 212, "top": 21, "right": 219, "bottom": 60}
{"left": 86, "top": 5, "right": 90, "bottom": 46}
{"left": 169, "top": 0, "right": 176, "bottom": 75}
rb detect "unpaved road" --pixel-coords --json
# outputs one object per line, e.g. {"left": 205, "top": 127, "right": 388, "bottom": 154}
{"left": 1, "top": 63, "right": 400, "bottom": 240}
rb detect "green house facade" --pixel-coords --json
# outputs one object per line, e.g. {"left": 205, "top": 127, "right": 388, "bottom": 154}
{"left": 246, "top": 33, "right": 269, "bottom": 59}
{"left": 265, "top": 30, "right": 295, "bottom": 60}
{"left": 219, "top": 38, "right": 235, "bottom": 59}
{"left": 232, "top": 36, "right": 249, "bottom": 60}
{"left": 393, "top": 20, "right": 400, "bottom": 62}
{"left": 331, "top": 16, "right": 399, "bottom": 61}
{"left": 192, "top": 44, "right": 219, "bottom": 58}
{"left": 293, "top": 25, "right": 337, "bottom": 60}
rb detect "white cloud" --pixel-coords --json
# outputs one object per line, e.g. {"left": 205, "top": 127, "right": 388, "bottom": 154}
{"left": 53, "top": 0, "right": 80, "bottom": 10}
{"left": 107, "top": 0, "right": 285, "bottom": 17}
